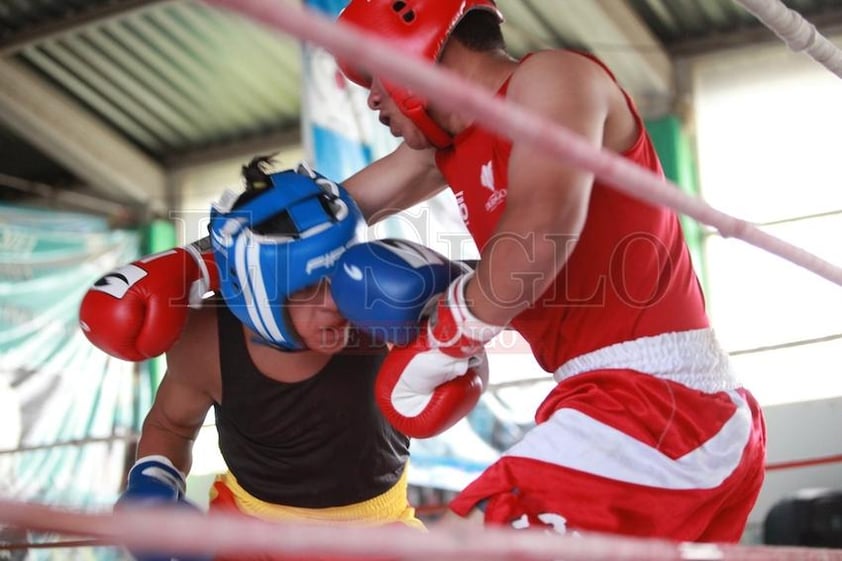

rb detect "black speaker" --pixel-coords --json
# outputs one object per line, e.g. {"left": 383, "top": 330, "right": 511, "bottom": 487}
{"left": 764, "top": 488, "right": 842, "bottom": 548}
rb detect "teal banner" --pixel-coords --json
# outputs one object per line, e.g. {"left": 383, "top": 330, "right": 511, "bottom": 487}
{"left": 0, "top": 204, "right": 141, "bottom": 518}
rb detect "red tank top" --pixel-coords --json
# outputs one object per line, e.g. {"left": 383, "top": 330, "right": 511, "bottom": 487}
{"left": 435, "top": 53, "right": 709, "bottom": 372}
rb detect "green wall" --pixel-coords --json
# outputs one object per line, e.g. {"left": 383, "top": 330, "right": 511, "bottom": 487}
{"left": 645, "top": 115, "right": 707, "bottom": 289}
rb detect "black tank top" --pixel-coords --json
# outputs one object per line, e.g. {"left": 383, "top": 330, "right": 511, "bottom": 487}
{"left": 213, "top": 303, "right": 409, "bottom": 507}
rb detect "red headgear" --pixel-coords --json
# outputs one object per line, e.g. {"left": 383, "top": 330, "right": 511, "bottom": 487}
{"left": 337, "top": 0, "right": 503, "bottom": 149}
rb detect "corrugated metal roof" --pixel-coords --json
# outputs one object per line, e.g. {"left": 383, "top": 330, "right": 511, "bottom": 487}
{"left": 5, "top": 1, "right": 301, "bottom": 160}
{"left": 630, "top": 0, "right": 842, "bottom": 52}
{"left": 2, "top": 0, "right": 842, "bottom": 214}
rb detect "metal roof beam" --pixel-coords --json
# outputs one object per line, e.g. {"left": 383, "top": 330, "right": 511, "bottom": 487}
{"left": 669, "top": 17, "right": 842, "bottom": 58}
{"left": 0, "top": 0, "right": 179, "bottom": 57}
{"left": 163, "top": 127, "right": 302, "bottom": 173}
{"left": 0, "top": 59, "right": 167, "bottom": 211}
{"left": 0, "top": 172, "right": 140, "bottom": 221}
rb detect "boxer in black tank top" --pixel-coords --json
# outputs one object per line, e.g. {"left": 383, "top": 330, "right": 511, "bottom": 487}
{"left": 118, "top": 159, "right": 421, "bottom": 552}
{"left": 213, "top": 300, "right": 408, "bottom": 508}
{"left": 129, "top": 285, "right": 421, "bottom": 541}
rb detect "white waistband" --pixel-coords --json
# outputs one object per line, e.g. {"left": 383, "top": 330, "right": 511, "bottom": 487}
{"left": 553, "top": 329, "right": 741, "bottom": 393}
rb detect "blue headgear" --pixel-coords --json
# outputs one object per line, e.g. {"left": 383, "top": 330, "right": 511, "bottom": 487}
{"left": 209, "top": 161, "right": 366, "bottom": 351}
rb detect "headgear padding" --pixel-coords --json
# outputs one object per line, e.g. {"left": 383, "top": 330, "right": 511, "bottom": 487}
{"left": 337, "top": 0, "right": 502, "bottom": 149}
{"left": 210, "top": 162, "right": 365, "bottom": 351}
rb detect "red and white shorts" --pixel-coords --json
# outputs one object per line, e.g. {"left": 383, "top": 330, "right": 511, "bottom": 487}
{"left": 450, "top": 329, "right": 767, "bottom": 542}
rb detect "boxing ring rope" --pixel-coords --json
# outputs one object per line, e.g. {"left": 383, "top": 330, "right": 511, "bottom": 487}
{"left": 204, "top": 0, "right": 842, "bottom": 288}
{"left": 733, "top": 0, "right": 842, "bottom": 79}
{"left": 0, "top": 433, "right": 138, "bottom": 456}
{"left": 6, "top": 2, "right": 841, "bottom": 560}
{"left": 2, "top": 498, "right": 842, "bottom": 560}
{"left": 0, "top": 538, "right": 107, "bottom": 550}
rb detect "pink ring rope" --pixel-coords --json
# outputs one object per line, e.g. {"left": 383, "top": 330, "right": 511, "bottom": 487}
{"left": 1, "top": 498, "right": 842, "bottom": 560}
{"left": 6, "top": 4, "right": 838, "bottom": 560}
{"left": 733, "top": 0, "right": 842, "bottom": 78}
{"left": 0, "top": 538, "right": 107, "bottom": 550}
{"left": 204, "top": 0, "right": 842, "bottom": 287}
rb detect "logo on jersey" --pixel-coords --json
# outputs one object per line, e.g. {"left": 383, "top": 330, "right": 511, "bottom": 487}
{"left": 454, "top": 191, "right": 470, "bottom": 226}
{"left": 480, "top": 159, "right": 507, "bottom": 212}
{"left": 480, "top": 160, "right": 496, "bottom": 192}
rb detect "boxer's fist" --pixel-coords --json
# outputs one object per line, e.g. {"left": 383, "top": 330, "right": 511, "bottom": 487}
{"left": 375, "top": 329, "right": 490, "bottom": 439}
{"left": 79, "top": 241, "right": 217, "bottom": 361}
{"left": 116, "top": 456, "right": 187, "bottom": 508}
{"left": 116, "top": 456, "right": 207, "bottom": 561}
{"left": 375, "top": 273, "right": 505, "bottom": 438}
{"left": 330, "top": 239, "right": 470, "bottom": 344}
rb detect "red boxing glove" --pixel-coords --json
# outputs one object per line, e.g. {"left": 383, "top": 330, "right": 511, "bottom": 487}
{"left": 79, "top": 238, "right": 218, "bottom": 361}
{"left": 375, "top": 273, "right": 503, "bottom": 438}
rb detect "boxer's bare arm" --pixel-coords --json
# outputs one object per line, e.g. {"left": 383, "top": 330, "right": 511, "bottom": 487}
{"left": 343, "top": 143, "right": 446, "bottom": 224}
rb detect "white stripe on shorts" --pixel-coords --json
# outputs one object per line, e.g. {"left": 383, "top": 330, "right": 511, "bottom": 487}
{"left": 504, "top": 390, "right": 752, "bottom": 490}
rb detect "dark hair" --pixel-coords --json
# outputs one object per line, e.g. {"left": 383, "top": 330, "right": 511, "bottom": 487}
{"left": 451, "top": 10, "right": 505, "bottom": 52}
{"left": 235, "top": 155, "right": 296, "bottom": 236}
{"left": 240, "top": 154, "right": 278, "bottom": 194}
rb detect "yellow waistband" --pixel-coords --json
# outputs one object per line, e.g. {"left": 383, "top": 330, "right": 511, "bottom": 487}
{"left": 210, "top": 465, "right": 423, "bottom": 530}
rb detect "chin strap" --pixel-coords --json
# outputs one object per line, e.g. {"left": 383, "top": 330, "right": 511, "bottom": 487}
{"left": 386, "top": 82, "right": 453, "bottom": 149}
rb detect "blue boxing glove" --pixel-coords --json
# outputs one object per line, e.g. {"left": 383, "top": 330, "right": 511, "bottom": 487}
{"left": 330, "top": 239, "right": 471, "bottom": 344}
{"left": 331, "top": 239, "right": 492, "bottom": 438}
{"left": 115, "top": 456, "right": 207, "bottom": 561}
